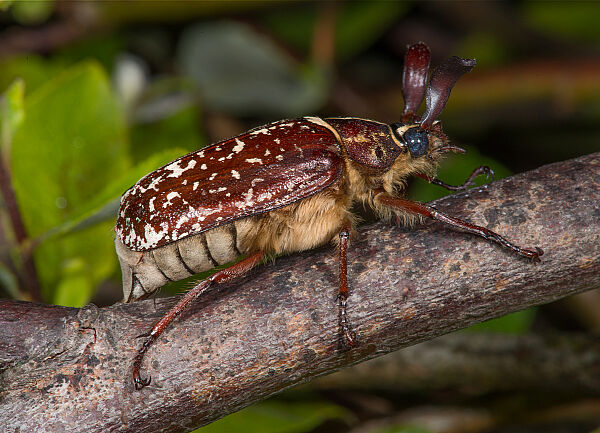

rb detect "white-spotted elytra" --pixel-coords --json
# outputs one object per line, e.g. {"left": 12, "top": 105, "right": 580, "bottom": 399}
{"left": 116, "top": 42, "right": 543, "bottom": 390}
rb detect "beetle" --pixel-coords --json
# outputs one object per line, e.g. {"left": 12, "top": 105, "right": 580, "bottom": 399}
{"left": 116, "top": 42, "right": 543, "bottom": 390}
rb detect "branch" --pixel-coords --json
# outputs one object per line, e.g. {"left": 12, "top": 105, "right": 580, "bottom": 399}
{"left": 1, "top": 153, "right": 599, "bottom": 433}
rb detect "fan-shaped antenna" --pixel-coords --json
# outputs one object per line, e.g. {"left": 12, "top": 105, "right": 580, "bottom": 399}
{"left": 402, "top": 42, "right": 431, "bottom": 118}
{"left": 420, "top": 56, "right": 476, "bottom": 129}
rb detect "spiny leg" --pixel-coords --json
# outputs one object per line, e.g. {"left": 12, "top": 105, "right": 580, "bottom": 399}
{"left": 132, "top": 250, "right": 266, "bottom": 390}
{"left": 416, "top": 166, "right": 495, "bottom": 192}
{"left": 338, "top": 220, "right": 357, "bottom": 347}
{"left": 375, "top": 193, "right": 543, "bottom": 260}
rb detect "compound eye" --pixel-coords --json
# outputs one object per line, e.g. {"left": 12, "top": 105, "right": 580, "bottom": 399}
{"left": 403, "top": 126, "right": 429, "bottom": 157}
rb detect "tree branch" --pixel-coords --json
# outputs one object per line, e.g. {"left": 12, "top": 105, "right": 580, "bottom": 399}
{"left": 1, "top": 153, "right": 599, "bottom": 433}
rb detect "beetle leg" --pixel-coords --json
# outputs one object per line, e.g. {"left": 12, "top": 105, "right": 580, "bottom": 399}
{"left": 133, "top": 250, "right": 265, "bottom": 390}
{"left": 416, "top": 166, "right": 494, "bottom": 191}
{"left": 375, "top": 193, "right": 543, "bottom": 260}
{"left": 338, "top": 220, "right": 357, "bottom": 347}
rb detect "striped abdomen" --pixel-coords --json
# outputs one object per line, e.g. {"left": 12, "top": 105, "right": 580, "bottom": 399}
{"left": 116, "top": 219, "right": 255, "bottom": 302}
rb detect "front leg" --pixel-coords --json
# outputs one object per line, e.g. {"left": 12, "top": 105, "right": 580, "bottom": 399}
{"left": 416, "top": 165, "right": 495, "bottom": 192}
{"left": 375, "top": 193, "right": 543, "bottom": 260}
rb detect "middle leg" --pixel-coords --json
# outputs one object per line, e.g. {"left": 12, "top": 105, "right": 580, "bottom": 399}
{"left": 338, "top": 219, "right": 357, "bottom": 347}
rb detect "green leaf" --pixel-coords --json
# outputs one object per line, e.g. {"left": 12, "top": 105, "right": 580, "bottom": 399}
{"left": 0, "top": 56, "right": 66, "bottom": 98}
{"left": 12, "top": 60, "right": 128, "bottom": 236}
{"left": 55, "top": 34, "right": 123, "bottom": 74}
{"left": 130, "top": 103, "right": 204, "bottom": 163}
{"left": 11, "top": 60, "right": 128, "bottom": 304}
{"left": 2, "top": 78, "right": 25, "bottom": 132}
{"left": 52, "top": 257, "right": 93, "bottom": 307}
{"left": 39, "top": 148, "right": 188, "bottom": 242}
{"left": 192, "top": 400, "right": 350, "bottom": 433}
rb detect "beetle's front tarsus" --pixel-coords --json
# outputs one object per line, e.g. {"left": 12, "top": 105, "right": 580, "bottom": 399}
{"left": 430, "top": 165, "right": 496, "bottom": 192}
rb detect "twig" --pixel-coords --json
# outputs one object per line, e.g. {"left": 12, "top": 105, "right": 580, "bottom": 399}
{"left": 0, "top": 146, "right": 41, "bottom": 301}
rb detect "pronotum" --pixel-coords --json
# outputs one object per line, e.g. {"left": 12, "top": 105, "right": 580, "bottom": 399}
{"left": 115, "top": 42, "right": 543, "bottom": 390}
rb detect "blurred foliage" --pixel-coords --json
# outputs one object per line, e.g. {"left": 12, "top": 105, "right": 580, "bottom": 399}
{"left": 0, "top": 1, "right": 598, "bottom": 432}
{"left": 0, "top": 78, "right": 24, "bottom": 153}
{"left": 57, "top": 34, "right": 124, "bottom": 74}
{"left": 130, "top": 104, "right": 203, "bottom": 163}
{"left": 10, "top": 62, "right": 127, "bottom": 304}
{"left": 10, "top": 0, "right": 53, "bottom": 25}
{"left": 522, "top": 2, "right": 600, "bottom": 43}
{"left": 261, "top": 2, "right": 407, "bottom": 61}
{"left": 191, "top": 398, "right": 351, "bottom": 433}
{"left": 177, "top": 21, "right": 328, "bottom": 117}
{"left": 456, "top": 33, "right": 510, "bottom": 68}
{"left": 0, "top": 58, "right": 188, "bottom": 305}
{"left": 465, "top": 309, "right": 536, "bottom": 334}
{"left": 368, "top": 426, "right": 433, "bottom": 433}
{"left": 0, "top": 56, "right": 67, "bottom": 97}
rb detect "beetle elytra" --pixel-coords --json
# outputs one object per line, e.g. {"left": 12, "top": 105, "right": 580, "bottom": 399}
{"left": 116, "top": 42, "right": 543, "bottom": 390}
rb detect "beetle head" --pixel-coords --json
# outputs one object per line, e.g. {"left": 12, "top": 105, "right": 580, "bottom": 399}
{"left": 391, "top": 42, "right": 475, "bottom": 159}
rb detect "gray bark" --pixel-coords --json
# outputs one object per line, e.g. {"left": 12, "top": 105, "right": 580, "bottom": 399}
{"left": 1, "top": 152, "right": 599, "bottom": 433}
